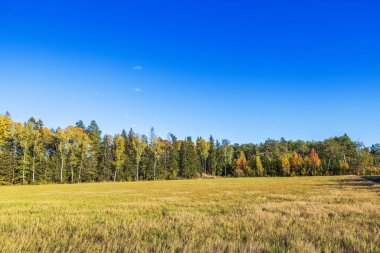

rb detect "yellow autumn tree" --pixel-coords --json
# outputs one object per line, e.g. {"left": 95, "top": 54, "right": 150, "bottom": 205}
{"left": 0, "top": 115, "right": 13, "bottom": 150}
{"left": 280, "top": 154, "right": 291, "bottom": 176}
{"left": 254, "top": 155, "right": 264, "bottom": 176}
{"left": 113, "top": 134, "right": 125, "bottom": 182}
{"left": 339, "top": 160, "right": 349, "bottom": 174}
{"left": 64, "top": 126, "right": 89, "bottom": 183}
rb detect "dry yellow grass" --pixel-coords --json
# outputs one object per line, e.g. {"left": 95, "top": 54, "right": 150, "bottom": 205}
{"left": 0, "top": 176, "right": 379, "bottom": 252}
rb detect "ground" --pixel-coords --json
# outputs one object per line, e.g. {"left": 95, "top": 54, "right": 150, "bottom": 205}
{"left": 0, "top": 176, "right": 379, "bottom": 252}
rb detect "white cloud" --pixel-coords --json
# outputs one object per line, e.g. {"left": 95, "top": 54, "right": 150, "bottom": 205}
{"left": 133, "top": 65, "right": 143, "bottom": 70}
{"left": 132, "top": 88, "right": 143, "bottom": 92}
{"left": 124, "top": 114, "right": 130, "bottom": 118}
{"left": 131, "top": 124, "right": 136, "bottom": 128}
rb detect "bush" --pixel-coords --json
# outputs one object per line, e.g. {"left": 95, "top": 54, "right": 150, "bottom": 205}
{"left": 0, "top": 178, "right": 11, "bottom": 185}
{"left": 364, "top": 167, "right": 380, "bottom": 175}
{"left": 234, "top": 169, "right": 245, "bottom": 177}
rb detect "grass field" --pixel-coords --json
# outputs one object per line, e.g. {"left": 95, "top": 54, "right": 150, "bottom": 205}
{"left": 0, "top": 176, "right": 379, "bottom": 253}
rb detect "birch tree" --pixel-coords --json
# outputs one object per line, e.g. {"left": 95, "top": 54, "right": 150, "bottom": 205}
{"left": 196, "top": 138, "right": 209, "bottom": 175}
{"left": 150, "top": 128, "right": 163, "bottom": 180}
{"left": 17, "top": 122, "right": 32, "bottom": 184}
{"left": 113, "top": 134, "right": 125, "bottom": 181}
{"left": 132, "top": 134, "right": 147, "bottom": 181}
{"left": 221, "top": 140, "right": 234, "bottom": 177}
{"left": 55, "top": 128, "right": 68, "bottom": 183}
{"left": 65, "top": 126, "right": 86, "bottom": 183}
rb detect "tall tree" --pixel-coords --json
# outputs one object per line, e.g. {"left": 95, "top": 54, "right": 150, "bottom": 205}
{"left": 65, "top": 126, "right": 86, "bottom": 183}
{"left": 235, "top": 151, "right": 248, "bottom": 177}
{"left": 39, "top": 127, "right": 53, "bottom": 182}
{"left": 18, "top": 122, "right": 33, "bottom": 184}
{"left": 86, "top": 120, "right": 102, "bottom": 181}
{"left": 220, "top": 139, "right": 234, "bottom": 177}
{"left": 196, "top": 138, "right": 209, "bottom": 175}
{"left": 98, "top": 135, "right": 113, "bottom": 181}
{"left": 30, "top": 125, "right": 40, "bottom": 183}
{"left": 280, "top": 154, "right": 291, "bottom": 176}
{"left": 179, "top": 137, "right": 198, "bottom": 178}
{"left": 55, "top": 128, "right": 68, "bottom": 183}
{"left": 168, "top": 134, "right": 179, "bottom": 179}
{"left": 0, "top": 115, "right": 14, "bottom": 184}
{"left": 123, "top": 129, "right": 136, "bottom": 180}
{"left": 254, "top": 156, "right": 264, "bottom": 176}
{"left": 306, "top": 148, "right": 322, "bottom": 175}
{"left": 132, "top": 134, "right": 147, "bottom": 181}
{"left": 78, "top": 130, "right": 90, "bottom": 182}
{"left": 207, "top": 136, "right": 217, "bottom": 175}
{"left": 150, "top": 128, "right": 163, "bottom": 180}
{"left": 113, "top": 134, "right": 125, "bottom": 181}
{"left": 0, "top": 115, "right": 12, "bottom": 148}
{"left": 290, "top": 152, "right": 302, "bottom": 176}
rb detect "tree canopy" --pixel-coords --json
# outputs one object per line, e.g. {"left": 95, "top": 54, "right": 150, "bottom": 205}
{"left": 0, "top": 114, "right": 378, "bottom": 185}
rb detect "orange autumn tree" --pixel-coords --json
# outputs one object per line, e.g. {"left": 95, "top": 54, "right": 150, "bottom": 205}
{"left": 290, "top": 152, "right": 303, "bottom": 176}
{"left": 306, "top": 148, "right": 321, "bottom": 175}
{"left": 235, "top": 151, "right": 248, "bottom": 176}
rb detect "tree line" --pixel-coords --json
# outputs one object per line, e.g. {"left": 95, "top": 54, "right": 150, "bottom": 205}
{"left": 0, "top": 113, "right": 379, "bottom": 185}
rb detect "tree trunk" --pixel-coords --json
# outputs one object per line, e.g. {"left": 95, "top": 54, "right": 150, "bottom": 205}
{"left": 71, "top": 168, "right": 74, "bottom": 183}
{"left": 60, "top": 156, "right": 64, "bottom": 183}
{"left": 153, "top": 158, "right": 157, "bottom": 181}
{"left": 22, "top": 150, "right": 26, "bottom": 184}
{"left": 224, "top": 164, "right": 227, "bottom": 177}
{"left": 327, "top": 158, "right": 331, "bottom": 174}
{"left": 136, "top": 162, "right": 139, "bottom": 181}
{"left": 12, "top": 143, "right": 16, "bottom": 185}
{"left": 44, "top": 159, "right": 47, "bottom": 182}
{"left": 32, "top": 154, "right": 36, "bottom": 183}
{"left": 78, "top": 167, "right": 82, "bottom": 183}
{"left": 78, "top": 159, "right": 83, "bottom": 183}
{"left": 114, "top": 170, "right": 117, "bottom": 182}
{"left": 12, "top": 167, "right": 15, "bottom": 185}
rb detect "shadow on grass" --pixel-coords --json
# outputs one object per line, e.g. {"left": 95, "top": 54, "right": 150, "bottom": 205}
{"left": 363, "top": 175, "right": 380, "bottom": 183}
{"left": 337, "top": 177, "right": 377, "bottom": 186}
{"left": 337, "top": 177, "right": 380, "bottom": 194}
{"left": 314, "top": 177, "right": 380, "bottom": 193}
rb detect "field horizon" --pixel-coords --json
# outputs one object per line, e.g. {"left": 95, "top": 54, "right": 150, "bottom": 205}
{"left": 1, "top": 174, "right": 379, "bottom": 187}
{"left": 0, "top": 175, "right": 378, "bottom": 252}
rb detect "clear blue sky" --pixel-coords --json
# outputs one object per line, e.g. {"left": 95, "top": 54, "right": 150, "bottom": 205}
{"left": 0, "top": 0, "right": 379, "bottom": 145}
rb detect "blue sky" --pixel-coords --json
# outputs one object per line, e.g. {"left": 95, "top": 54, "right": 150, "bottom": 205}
{"left": 0, "top": 0, "right": 379, "bottom": 145}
